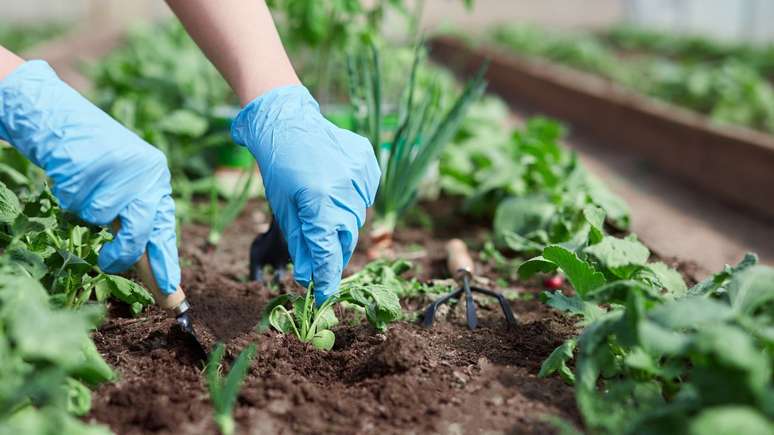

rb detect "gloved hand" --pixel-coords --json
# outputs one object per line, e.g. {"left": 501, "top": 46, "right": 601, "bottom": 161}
{"left": 231, "top": 85, "right": 380, "bottom": 305}
{"left": 0, "top": 60, "right": 180, "bottom": 294}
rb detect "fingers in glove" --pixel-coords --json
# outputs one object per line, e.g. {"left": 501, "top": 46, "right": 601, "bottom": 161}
{"left": 97, "top": 196, "right": 160, "bottom": 274}
{"left": 298, "top": 190, "right": 359, "bottom": 305}
{"left": 145, "top": 194, "right": 180, "bottom": 295}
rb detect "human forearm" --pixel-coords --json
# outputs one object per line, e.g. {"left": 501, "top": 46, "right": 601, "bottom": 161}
{"left": 165, "top": 0, "right": 300, "bottom": 105}
{"left": 0, "top": 45, "right": 24, "bottom": 82}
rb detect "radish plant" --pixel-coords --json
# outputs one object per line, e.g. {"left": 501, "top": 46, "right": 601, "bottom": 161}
{"left": 347, "top": 40, "right": 487, "bottom": 252}
{"left": 206, "top": 343, "right": 257, "bottom": 435}
{"left": 260, "top": 281, "right": 401, "bottom": 351}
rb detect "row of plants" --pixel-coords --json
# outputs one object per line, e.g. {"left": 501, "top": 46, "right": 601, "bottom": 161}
{"left": 483, "top": 24, "right": 774, "bottom": 134}
{"left": 0, "top": 21, "right": 69, "bottom": 52}
{"left": 0, "top": 146, "right": 154, "bottom": 432}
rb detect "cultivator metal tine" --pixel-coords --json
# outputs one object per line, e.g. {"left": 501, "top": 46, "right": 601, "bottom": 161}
{"left": 421, "top": 287, "right": 464, "bottom": 328}
{"left": 471, "top": 286, "right": 518, "bottom": 327}
{"left": 463, "top": 274, "right": 478, "bottom": 330}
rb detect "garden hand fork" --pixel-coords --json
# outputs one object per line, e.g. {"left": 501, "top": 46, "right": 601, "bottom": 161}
{"left": 421, "top": 239, "right": 517, "bottom": 330}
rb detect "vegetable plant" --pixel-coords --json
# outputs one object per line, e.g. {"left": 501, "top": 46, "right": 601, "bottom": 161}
{"left": 517, "top": 202, "right": 774, "bottom": 433}
{"left": 260, "top": 281, "right": 401, "bottom": 350}
{"left": 0, "top": 146, "right": 154, "bottom": 314}
{"left": 205, "top": 343, "right": 257, "bottom": 435}
{"left": 348, "top": 40, "right": 486, "bottom": 252}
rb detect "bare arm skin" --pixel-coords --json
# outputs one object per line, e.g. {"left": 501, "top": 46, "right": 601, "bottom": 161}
{"left": 0, "top": 45, "right": 25, "bottom": 81}
{"left": 165, "top": 0, "right": 301, "bottom": 106}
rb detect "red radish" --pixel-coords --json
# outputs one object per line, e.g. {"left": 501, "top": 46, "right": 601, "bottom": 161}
{"left": 544, "top": 274, "right": 564, "bottom": 289}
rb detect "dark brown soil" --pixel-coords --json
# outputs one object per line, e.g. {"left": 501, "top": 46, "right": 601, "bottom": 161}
{"left": 85, "top": 199, "right": 583, "bottom": 434}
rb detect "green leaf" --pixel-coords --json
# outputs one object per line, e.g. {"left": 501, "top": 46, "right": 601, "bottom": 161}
{"left": 517, "top": 255, "right": 558, "bottom": 279}
{"left": 157, "top": 109, "right": 209, "bottom": 137}
{"left": 648, "top": 297, "right": 734, "bottom": 330}
{"left": 7, "top": 247, "right": 47, "bottom": 280}
{"left": 268, "top": 306, "right": 295, "bottom": 334}
{"left": 102, "top": 275, "right": 154, "bottom": 314}
{"left": 539, "top": 339, "right": 576, "bottom": 384}
{"left": 341, "top": 284, "right": 401, "bottom": 331}
{"left": 688, "top": 406, "right": 773, "bottom": 435}
{"left": 310, "top": 329, "right": 335, "bottom": 351}
{"left": 726, "top": 265, "right": 774, "bottom": 317}
{"left": 0, "top": 180, "right": 22, "bottom": 224}
{"left": 585, "top": 174, "right": 629, "bottom": 229}
{"left": 65, "top": 378, "right": 92, "bottom": 416}
{"left": 493, "top": 195, "right": 555, "bottom": 247}
{"left": 543, "top": 245, "right": 606, "bottom": 296}
{"left": 643, "top": 262, "right": 688, "bottom": 297}
{"left": 582, "top": 204, "right": 606, "bottom": 244}
{"left": 542, "top": 290, "right": 604, "bottom": 321}
{"left": 688, "top": 253, "right": 757, "bottom": 296}
{"left": 257, "top": 293, "right": 301, "bottom": 331}
{"left": 583, "top": 235, "right": 650, "bottom": 278}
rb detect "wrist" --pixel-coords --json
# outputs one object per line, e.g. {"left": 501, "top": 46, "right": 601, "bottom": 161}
{"left": 230, "top": 84, "right": 320, "bottom": 151}
{"left": 0, "top": 46, "right": 24, "bottom": 82}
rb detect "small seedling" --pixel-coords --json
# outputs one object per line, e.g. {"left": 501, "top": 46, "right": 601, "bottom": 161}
{"left": 206, "top": 343, "right": 257, "bottom": 435}
{"left": 260, "top": 282, "right": 401, "bottom": 351}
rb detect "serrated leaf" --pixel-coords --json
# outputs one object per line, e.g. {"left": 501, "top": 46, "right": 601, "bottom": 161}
{"left": 688, "top": 253, "right": 757, "bottom": 296}
{"left": 543, "top": 245, "right": 606, "bottom": 296}
{"left": 0, "top": 180, "right": 22, "bottom": 224}
{"left": 582, "top": 204, "right": 605, "bottom": 244}
{"left": 726, "top": 265, "right": 774, "bottom": 317}
{"left": 644, "top": 262, "right": 687, "bottom": 297}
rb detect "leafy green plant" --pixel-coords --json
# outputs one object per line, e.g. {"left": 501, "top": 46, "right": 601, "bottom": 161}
{"left": 206, "top": 343, "right": 257, "bottom": 435}
{"left": 260, "top": 282, "right": 401, "bottom": 351}
{"left": 0, "top": 21, "right": 69, "bottom": 52}
{"left": 488, "top": 24, "right": 774, "bottom": 134}
{"left": 0, "top": 146, "right": 154, "bottom": 314}
{"left": 0, "top": 267, "right": 114, "bottom": 434}
{"left": 518, "top": 203, "right": 774, "bottom": 433}
{"left": 339, "top": 258, "right": 447, "bottom": 298}
{"left": 348, "top": 41, "right": 486, "bottom": 246}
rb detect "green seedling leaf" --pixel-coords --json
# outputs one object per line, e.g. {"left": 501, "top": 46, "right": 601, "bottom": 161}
{"left": 341, "top": 285, "right": 401, "bottom": 331}
{"left": 206, "top": 342, "right": 257, "bottom": 435}
{"left": 582, "top": 204, "right": 606, "bottom": 245}
{"left": 539, "top": 339, "right": 576, "bottom": 384}
{"left": 268, "top": 306, "right": 295, "bottom": 334}
{"left": 100, "top": 275, "right": 155, "bottom": 315}
{"left": 518, "top": 256, "right": 558, "bottom": 279}
{"left": 584, "top": 279, "right": 662, "bottom": 305}
{"left": 258, "top": 293, "right": 302, "bottom": 331}
{"left": 65, "top": 378, "right": 92, "bottom": 416}
{"left": 688, "top": 253, "right": 757, "bottom": 296}
{"left": 543, "top": 245, "right": 606, "bottom": 296}
{"left": 642, "top": 262, "right": 687, "bottom": 297}
{"left": 7, "top": 247, "right": 47, "bottom": 280}
{"left": 310, "top": 329, "right": 335, "bottom": 351}
{"left": 493, "top": 195, "right": 555, "bottom": 248}
{"left": 0, "top": 180, "right": 22, "bottom": 223}
{"left": 584, "top": 235, "right": 650, "bottom": 278}
{"left": 726, "top": 265, "right": 774, "bottom": 316}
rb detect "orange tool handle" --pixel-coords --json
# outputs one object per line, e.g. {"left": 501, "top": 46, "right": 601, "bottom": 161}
{"left": 112, "top": 220, "right": 187, "bottom": 312}
{"left": 446, "top": 238, "right": 475, "bottom": 277}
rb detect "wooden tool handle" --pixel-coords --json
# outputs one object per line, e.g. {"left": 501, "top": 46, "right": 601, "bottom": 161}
{"left": 112, "top": 220, "right": 187, "bottom": 312}
{"left": 446, "top": 238, "right": 474, "bottom": 276}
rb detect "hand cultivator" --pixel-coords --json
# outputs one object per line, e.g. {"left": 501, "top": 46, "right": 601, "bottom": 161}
{"left": 113, "top": 220, "right": 209, "bottom": 362}
{"left": 422, "top": 239, "right": 518, "bottom": 330}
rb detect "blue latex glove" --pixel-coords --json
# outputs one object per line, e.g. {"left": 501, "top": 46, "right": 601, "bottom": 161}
{"left": 0, "top": 61, "right": 180, "bottom": 294}
{"left": 231, "top": 85, "right": 380, "bottom": 304}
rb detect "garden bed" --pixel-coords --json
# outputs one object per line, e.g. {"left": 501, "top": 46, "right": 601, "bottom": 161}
{"left": 85, "top": 199, "right": 584, "bottom": 434}
{"left": 429, "top": 36, "right": 774, "bottom": 221}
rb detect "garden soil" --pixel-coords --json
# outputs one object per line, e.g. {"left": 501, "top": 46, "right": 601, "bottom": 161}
{"left": 85, "top": 200, "right": 693, "bottom": 434}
